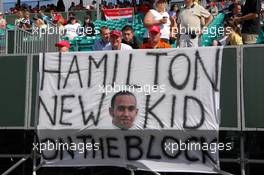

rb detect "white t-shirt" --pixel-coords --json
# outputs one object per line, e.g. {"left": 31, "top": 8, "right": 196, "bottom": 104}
{"left": 64, "top": 23, "right": 81, "bottom": 39}
{"left": 103, "top": 43, "right": 133, "bottom": 50}
{"left": 144, "top": 9, "right": 171, "bottom": 40}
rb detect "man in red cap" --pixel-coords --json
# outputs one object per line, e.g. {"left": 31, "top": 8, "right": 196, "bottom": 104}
{"left": 103, "top": 30, "right": 132, "bottom": 50}
{"left": 55, "top": 40, "right": 70, "bottom": 52}
{"left": 141, "top": 25, "right": 171, "bottom": 49}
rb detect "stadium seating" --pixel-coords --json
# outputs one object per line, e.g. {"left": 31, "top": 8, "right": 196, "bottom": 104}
{"left": 256, "top": 30, "right": 264, "bottom": 44}
{"left": 61, "top": 13, "right": 225, "bottom": 51}
{"left": 62, "top": 17, "right": 146, "bottom": 52}
{"left": 201, "top": 13, "right": 225, "bottom": 46}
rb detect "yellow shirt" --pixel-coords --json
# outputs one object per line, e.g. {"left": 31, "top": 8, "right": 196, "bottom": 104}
{"left": 229, "top": 32, "right": 243, "bottom": 45}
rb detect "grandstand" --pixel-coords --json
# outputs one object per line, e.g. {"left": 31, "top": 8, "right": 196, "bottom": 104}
{"left": 0, "top": 1, "right": 264, "bottom": 175}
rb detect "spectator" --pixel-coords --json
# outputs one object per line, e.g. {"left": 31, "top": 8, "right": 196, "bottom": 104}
{"left": 82, "top": 15, "right": 95, "bottom": 36}
{"left": 121, "top": 25, "right": 142, "bottom": 49}
{"left": 210, "top": 3, "right": 219, "bottom": 17}
{"left": 55, "top": 40, "right": 70, "bottom": 52}
{"left": 22, "top": 11, "right": 33, "bottom": 29}
{"left": 56, "top": 0, "right": 65, "bottom": 11}
{"left": 228, "top": 0, "right": 240, "bottom": 13}
{"left": 144, "top": 0, "right": 173, "bottom": 43}
{"left": 56, "top": 17, "right": 65, "bottom": 36}
{"left": 14, "top": 11, "right": 25, "bottom": 28}
{"left": 226, "top": 20, "right": 243, "bottom": 45}
{"left": 168, "top": 4, "right": 178, "bottom": 18}
{"left": 139, "top": 1, "right": 150, "bottom": 15}
{"left": 74, "top": 2, "right": 85, "bottom": 11}
{"left": 33, "top": 16, "right": 47, "bottom": 29}
{"left": 261, "top": 7, "right": 264, "bottom": 26}
{"left": 69, "top": 2, "right": 75, "bottom": 11}
{"left": 38, "top": 10, "right": 52, "bottom": 24}
{"left": 225, "top": 2, "right": 242, "bottom": 20}
{"left": 213, "top": 19, "right": 242, "bottom": 46}
{"left": 141, "top": 25, "right": 171, "bottom": 49}
{"left": 93, "top": 26, "right": 111, "bottom": 51}
{"left": 50, "top": 10, "right": 62, "bottom": 22}
{"left": 177, "top": 0, "right": 213, "bottom": 47}
{"left": 103, "top": 30, "right": 132, "bottom": 50}
{"left": 234, "top": 0, "right": 261, "bottom": 44}
{"left": 0, "top": 12, "right": 7, "bottom": 29}
{"left": 67, "top": 12, "right": 76, "bottom": 24}
{"left": 87, "top": 1, "right": 96, "bottom": 10}
{"left": 64, "top": 17, "right": 81, "bottom": 40}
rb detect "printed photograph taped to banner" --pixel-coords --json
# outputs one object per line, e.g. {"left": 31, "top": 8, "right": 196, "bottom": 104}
{"left": 109, "top": 91, "right": 139, "bottom": 129}
{"left": 38, "top": 47, "right": 223, "bottom": 172}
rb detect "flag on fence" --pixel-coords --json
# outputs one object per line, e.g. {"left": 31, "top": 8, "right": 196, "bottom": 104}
{"left": 102, "top": 8, "right": 133, "bottom": 20}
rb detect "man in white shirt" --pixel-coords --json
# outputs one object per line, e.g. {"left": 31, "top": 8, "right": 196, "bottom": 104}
{"left": 103, "top": 30, "right": 133, "bottom": 50}
{"left": 64, "top": 17, "right": 81, "bottom": 40}
{"left": 177, "top": 0, "right": 213, "bottom": 47}
{"left": 109, "top": 91, "right": 138, "bottom": 130}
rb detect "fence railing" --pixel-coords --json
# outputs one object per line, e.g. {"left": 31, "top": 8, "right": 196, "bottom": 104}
{"left": 5, "top": 10, "right": 98, "bottom": 26}
{"left": 0, "top": 29, "right": 7, "bottom": 54}
{"left": 13, "top": 23, "right": 60, "bottom": 54}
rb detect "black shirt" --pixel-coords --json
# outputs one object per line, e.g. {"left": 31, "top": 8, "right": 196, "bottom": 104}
{"left": 241, "top": 0, "right": 261, "bottom": 34}
{"left": 83, "top": 22, "right": 95, "bottom": 36}
{"left": 122, "top": 36, "right": 142, "bottom": 49}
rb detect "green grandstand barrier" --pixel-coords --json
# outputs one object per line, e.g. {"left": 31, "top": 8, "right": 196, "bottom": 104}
{"left": 7, "top": 30, "right": 15, "bottom": 53}
{"left": 30, "top": 55, "right": 39, "bottom": 127}
{"left": 220, "top": 47, "right": 239, "bottom": 128}
{"left": 256, "top": 30, "right": 264, "bottom": 44}
{"left": 243, "top": 46, "right": 264, "bottom": 129}
{"left": 0, "top": 55, "right": 28, "bottom": 127}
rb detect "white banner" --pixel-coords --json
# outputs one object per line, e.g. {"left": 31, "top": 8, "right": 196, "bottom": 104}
{"left": 38, "top": 47, "right": 225, "bottom": 173}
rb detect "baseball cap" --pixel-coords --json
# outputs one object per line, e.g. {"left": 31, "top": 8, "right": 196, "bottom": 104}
{"left": 110, "top": 30, "right": 122, "bottom": 37}
{"left": 0, "top": 12, "right": 3, "bottom": 15}
{"left": 148, "top": 25, "right": 160, "bottom": 33}
{"left": 55, "top": 40, "right": 70, "bottom": 48}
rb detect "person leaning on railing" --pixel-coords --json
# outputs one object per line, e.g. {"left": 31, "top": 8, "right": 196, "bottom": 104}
{"left": 38, "top": 10, "right": 52, "bottom": 24}
{"left": 21, "top": 11, "right": 33, "bottom": 30}
{"left": 32, "top": 16, "right": 47, "bottom": 29}
{"left": 14, "top": 11, "right": 25, "bottom": 28}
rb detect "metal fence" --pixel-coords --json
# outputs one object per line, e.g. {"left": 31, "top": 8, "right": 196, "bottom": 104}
{"left": 5, "top": 10, "right": 98, "bottom": 26}
{"left": 13, "top": 23, "right": 60, "bottom": 54}
{"left": 0, "top": 29, "right": 7, "bottom": 54}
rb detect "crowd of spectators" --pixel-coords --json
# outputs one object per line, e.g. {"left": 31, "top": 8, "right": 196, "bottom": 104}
{"left": 1, "top": 0, "right": 264, "bottom": 52}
